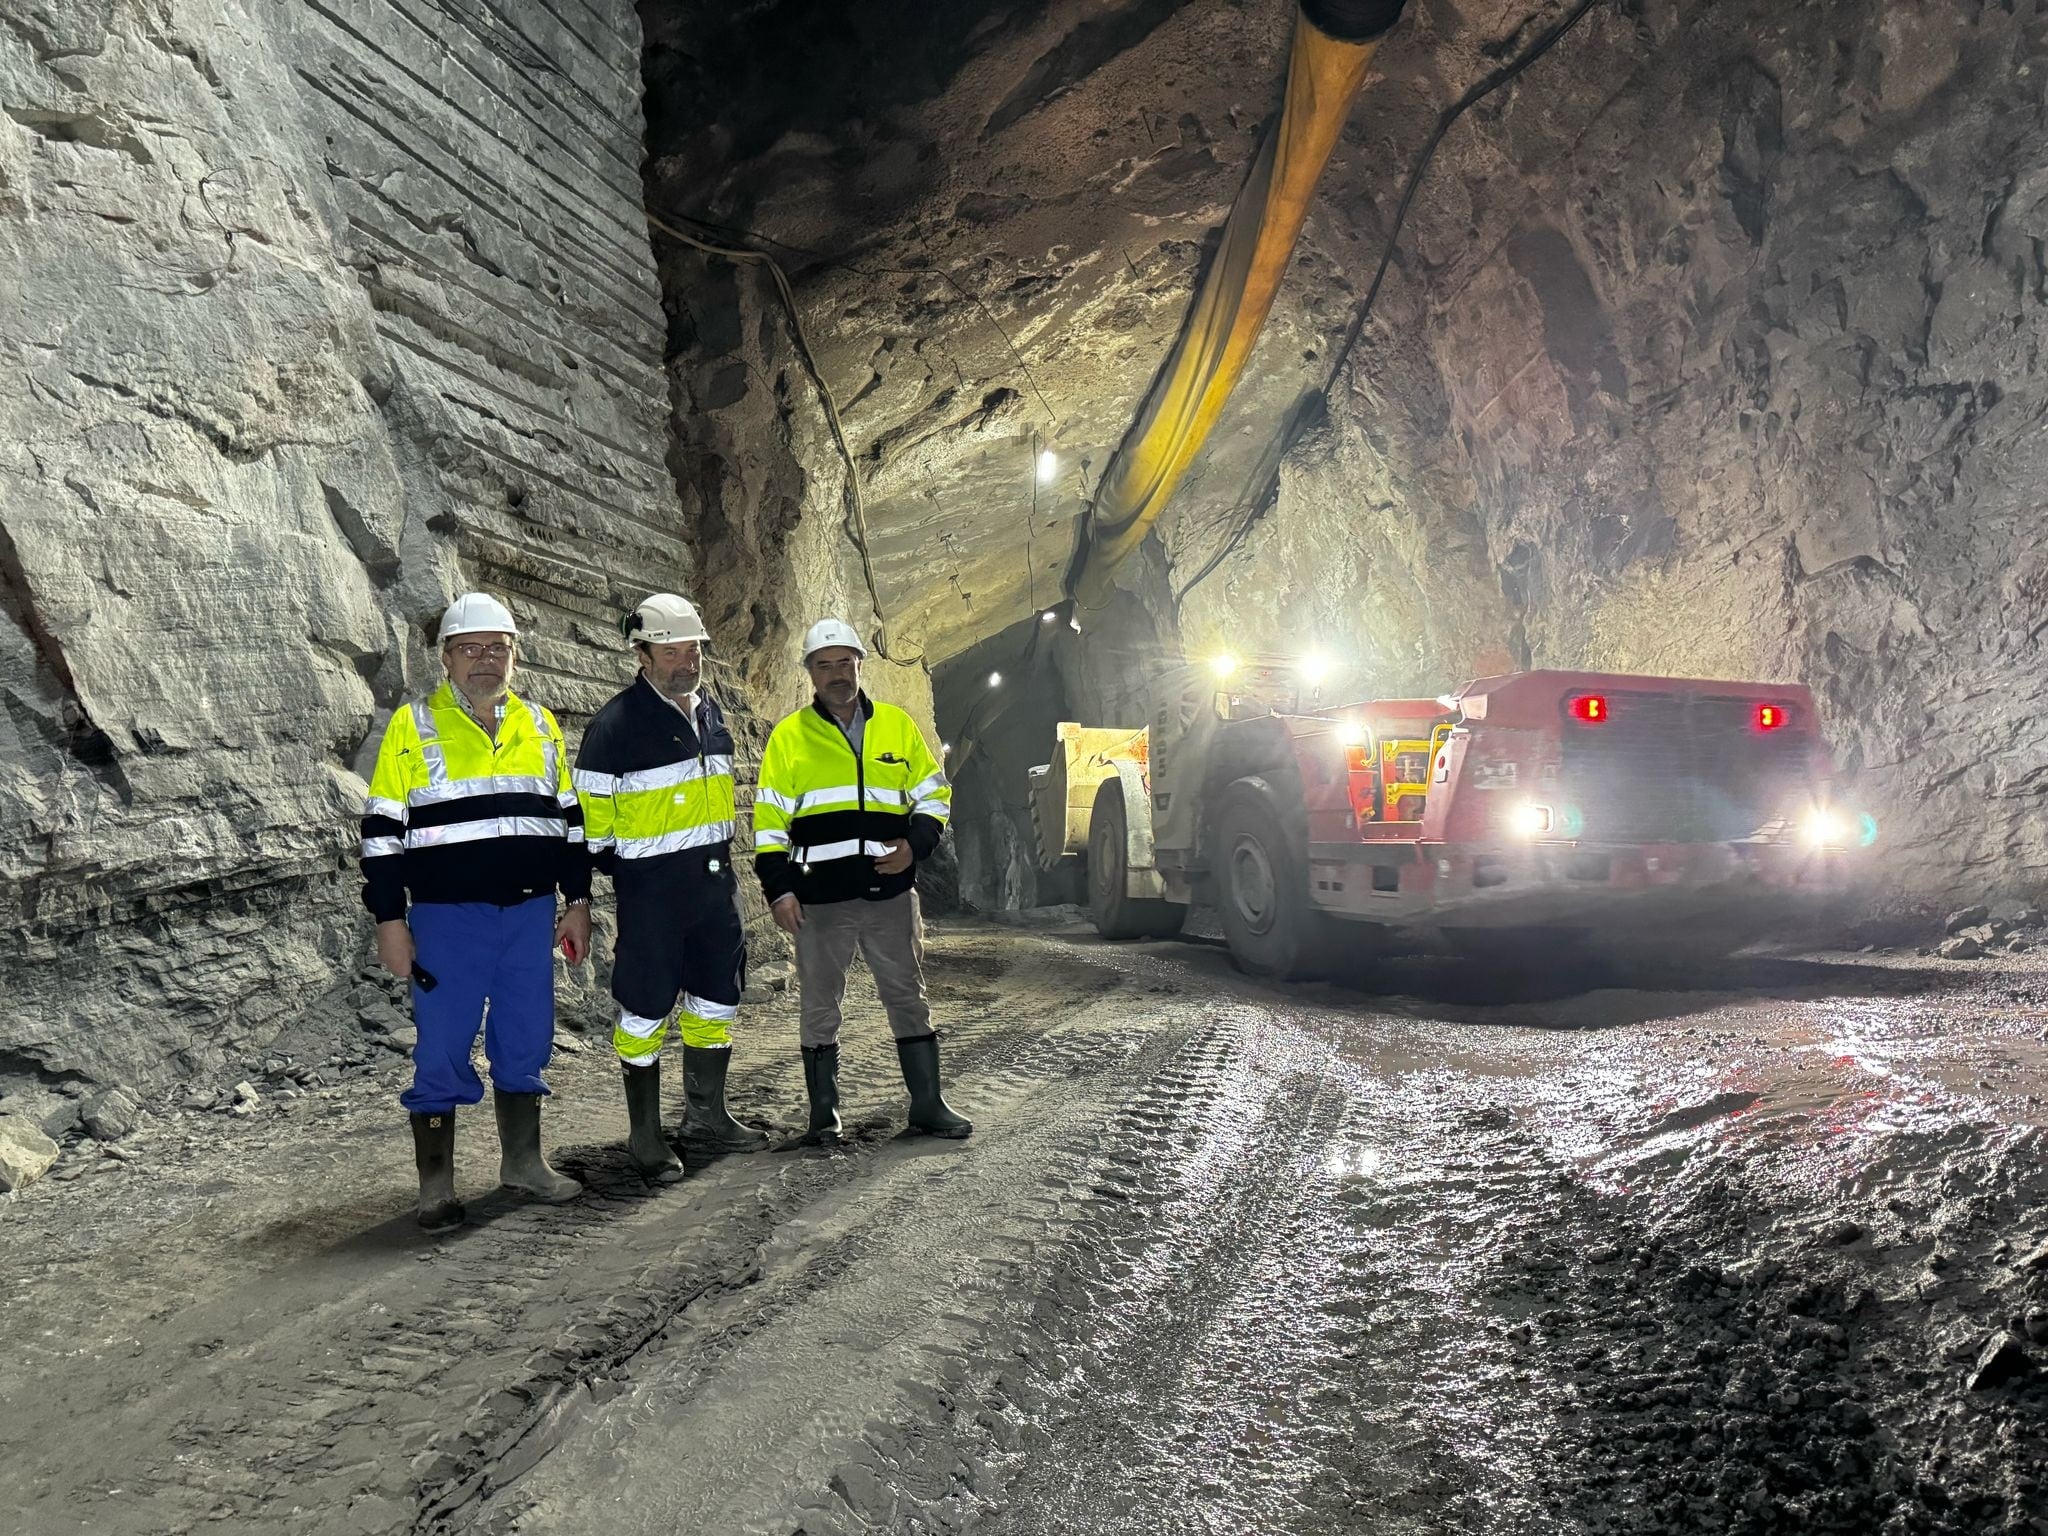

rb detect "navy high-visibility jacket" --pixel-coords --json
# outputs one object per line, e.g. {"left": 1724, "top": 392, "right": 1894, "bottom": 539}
{"left": 573, "top": 675, "right": 737, "bottom": 880}
{"left": 359, "top": 682, "right": 589, "bottom": 922}
{"left": 753, "top": 694, "right": 950, "bottom": 907}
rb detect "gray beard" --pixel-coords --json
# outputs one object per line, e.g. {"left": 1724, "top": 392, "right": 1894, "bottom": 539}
{"left": 456, "top": 680, "right": 507, "bottom": 712}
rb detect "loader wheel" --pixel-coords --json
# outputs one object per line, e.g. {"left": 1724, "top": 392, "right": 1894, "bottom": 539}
{"left": 1213, "top": 778, "right": 1337, "bottom": 981}
{"left": 1087, "top": 780, "right": 1187, "bottom": 941}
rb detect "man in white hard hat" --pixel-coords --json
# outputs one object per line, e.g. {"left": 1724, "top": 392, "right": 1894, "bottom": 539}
{"left": 753, "top": 618, "right": 971, "bottom": 1143}
{"left": 575, "top": 593, "right": 767, "bottom": 1181}
{"left": 359, "top": 592, "right": 589, "bottom": 1231}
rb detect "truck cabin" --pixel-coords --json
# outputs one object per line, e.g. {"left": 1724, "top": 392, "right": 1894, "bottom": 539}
{"left": 1307, "top": 699, "right": 1457, "bottom": 831}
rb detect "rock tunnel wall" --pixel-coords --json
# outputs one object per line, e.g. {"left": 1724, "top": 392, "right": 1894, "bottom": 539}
{"left": 0, "top": 0, "right": 683, "bottom": 1090}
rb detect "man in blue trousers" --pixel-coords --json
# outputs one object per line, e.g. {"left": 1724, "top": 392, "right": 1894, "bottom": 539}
{"left": 359, "top": 593, "right": 592, "bottom": 1231}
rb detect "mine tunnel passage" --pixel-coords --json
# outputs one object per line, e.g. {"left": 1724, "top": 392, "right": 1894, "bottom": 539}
{"left": 3, "top": 925, "right": 2046, "bottom": 1534}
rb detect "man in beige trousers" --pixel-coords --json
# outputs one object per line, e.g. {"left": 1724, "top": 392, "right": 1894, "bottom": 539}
{"left": 752, "top": 620, "right": 972, "bottom": 1144}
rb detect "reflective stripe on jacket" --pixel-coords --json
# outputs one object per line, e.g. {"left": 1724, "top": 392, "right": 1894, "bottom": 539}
{"left": 753, "top": 693, "right": 950, "bottom": 907}
{"left": 359, "top": 681, "right": 589, "bottom": 921}
{"left": 573, "top": 674, "right": 738, "bottom": 875}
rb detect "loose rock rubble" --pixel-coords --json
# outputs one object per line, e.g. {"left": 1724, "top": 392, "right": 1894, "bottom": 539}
{"left": 0, "top": 1116, "right": 60, "bottom": 1193}
{"left": 1938, "top": 904, "right": 2048, "bottom": 963}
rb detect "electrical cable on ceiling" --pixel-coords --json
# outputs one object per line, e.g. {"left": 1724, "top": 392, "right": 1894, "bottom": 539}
{"left": 646, "top": 212, "right": 926, "bottom": 667}
{"left": 1171, "top": 0, "right": 1607, "bottom": 618}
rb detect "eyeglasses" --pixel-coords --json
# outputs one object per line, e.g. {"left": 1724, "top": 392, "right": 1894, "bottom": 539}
{"left": 451, "top": 642, "right": 514, "bottom": 661}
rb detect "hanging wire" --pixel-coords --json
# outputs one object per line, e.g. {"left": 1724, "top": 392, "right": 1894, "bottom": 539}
{"left": 646, "top": 212, "right": 926, "bottom": 666}
{"left": 1026, "top": 427, "right": 1040, "bottom": 613}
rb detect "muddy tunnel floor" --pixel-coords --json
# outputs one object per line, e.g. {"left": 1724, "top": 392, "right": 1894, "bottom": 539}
{"left": 5, "top": 924, "right": 2048, "bottom": 1536}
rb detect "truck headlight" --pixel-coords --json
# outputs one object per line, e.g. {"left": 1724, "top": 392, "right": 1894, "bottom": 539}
{"left": 1511, "top": 803, "right": 1553, "bottom": 838}
{"left": 1801, "top": 807, "right": 1849, "bottom": 849}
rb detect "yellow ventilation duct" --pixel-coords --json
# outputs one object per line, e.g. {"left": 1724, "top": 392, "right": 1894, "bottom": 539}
{"left": 1072, "top": 0, "right": 1409, "bottom": 610}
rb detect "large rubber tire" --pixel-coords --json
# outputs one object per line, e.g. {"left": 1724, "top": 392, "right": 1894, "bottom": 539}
{"left": 1213, "top": 778, "right": 1338, "bottom": 981}
{"left": 1087, "top": 780, "right": 1188, "bottom": 941}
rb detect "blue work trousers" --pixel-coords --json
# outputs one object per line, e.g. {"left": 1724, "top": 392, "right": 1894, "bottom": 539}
{"left": 401, "top": 896, "right": 557, "bottom": 1114}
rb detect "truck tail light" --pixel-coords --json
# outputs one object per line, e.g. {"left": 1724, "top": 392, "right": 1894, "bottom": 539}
{"left": 1569, "top": 694, "right": 1608, "bottom": 724}
{"left": 1756, "top": 703, "right": 1788, "bottom": 731}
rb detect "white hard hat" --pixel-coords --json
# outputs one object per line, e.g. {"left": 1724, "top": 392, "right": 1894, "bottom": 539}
{"left": 438, "top": 592, "right": 518, "bottom": 643}
{"left": 802, "top": 618, "right": 867, "bottom": 660}
{"left": 627, "top": 592, "right": 710, "bottom": 646}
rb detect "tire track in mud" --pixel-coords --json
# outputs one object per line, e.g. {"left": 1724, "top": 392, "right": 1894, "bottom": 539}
{"left": 1483, "top": 1102, "right": 2048, "bottom": 1534}
{"left": 840, "top": 981, "right": 1586, "bottom": 1536}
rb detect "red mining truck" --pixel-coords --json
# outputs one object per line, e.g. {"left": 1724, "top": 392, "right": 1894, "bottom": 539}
{"left": 1029, "top": 661, "right": 1870, "bottom": 978}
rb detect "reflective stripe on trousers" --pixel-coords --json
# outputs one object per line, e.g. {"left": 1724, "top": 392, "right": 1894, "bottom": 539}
{"left": 614, "top": 992, "right": 739, "bottom": 1060}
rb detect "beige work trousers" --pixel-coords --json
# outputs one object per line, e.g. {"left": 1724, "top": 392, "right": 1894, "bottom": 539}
{"left": 794, "top": 890, "right": 932, "bottom": 1048}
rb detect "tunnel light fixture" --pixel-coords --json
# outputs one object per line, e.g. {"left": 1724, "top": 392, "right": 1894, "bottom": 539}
{"left": 1208, "top": 653, "right": 1239, "bottom": 681}
{"left": 1299, "top": 651, "right": 1333, "bottom": 686}
{"left": 1037, "top": 448, "right": 1059, "bottom": 483}
{"left": 987, "top": 671, "right": 1003, "bottom": 689}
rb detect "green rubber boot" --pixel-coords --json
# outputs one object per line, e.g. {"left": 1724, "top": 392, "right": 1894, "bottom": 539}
{"left": 493, "top": 1090, "right": 582, "bottom": 1203}
{"left": 801, "top": 1042, "right": 842, "bottom": 1145}
{"left": 623, "top": 1062, "right": 685, "bottom": 1183}
{"left": 409, "top": 1110, "right": 465, "bottom": 1233}
{"left": 896, "top": 1033, "right": 972, "bottom": 1138}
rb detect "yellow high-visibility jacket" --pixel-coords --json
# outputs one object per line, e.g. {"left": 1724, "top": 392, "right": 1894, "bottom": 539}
{"left": 359, "top": 682, "right": 588, "bottom": 921}
{"left": 753, "top": 694, "right": 950, "bottom": 906}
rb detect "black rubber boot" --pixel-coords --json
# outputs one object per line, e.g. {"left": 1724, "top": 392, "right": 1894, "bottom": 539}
{"left": 493, "top": 1089, "right": 582, "bottom": 1203}
{"left": 801, "top": 1042, "right": 842, "bottom": 1144}
{"left": 623, "top": 1063, "right": 685, "bottom": 1183}
{"left": 896, "top": 1033, "right": 972, "bottom": 1138}
{"left": 410, "top": 1110, "right": 465, "bottom": 1233}
{"left": 678, "top": 1045, "right": 770, "bottom": 1153}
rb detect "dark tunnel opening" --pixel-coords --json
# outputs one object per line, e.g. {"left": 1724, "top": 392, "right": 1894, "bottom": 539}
{"left": 931, "top": 607, "right": 1086, "bottom": 913}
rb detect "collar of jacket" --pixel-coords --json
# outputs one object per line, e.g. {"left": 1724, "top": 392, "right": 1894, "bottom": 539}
{"left": 431, "top": 678, "right": 526, "bottom": 729}
{"left": 808, "top": 691, "right": 874, "bottom": 730}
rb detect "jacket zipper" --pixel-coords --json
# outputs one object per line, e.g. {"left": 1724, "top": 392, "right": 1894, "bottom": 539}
{"left": 654, "top": 682, "right": 722, "bottom": 872}
{"left": 800, "top": 706, "right": 865, "bottom": 876}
